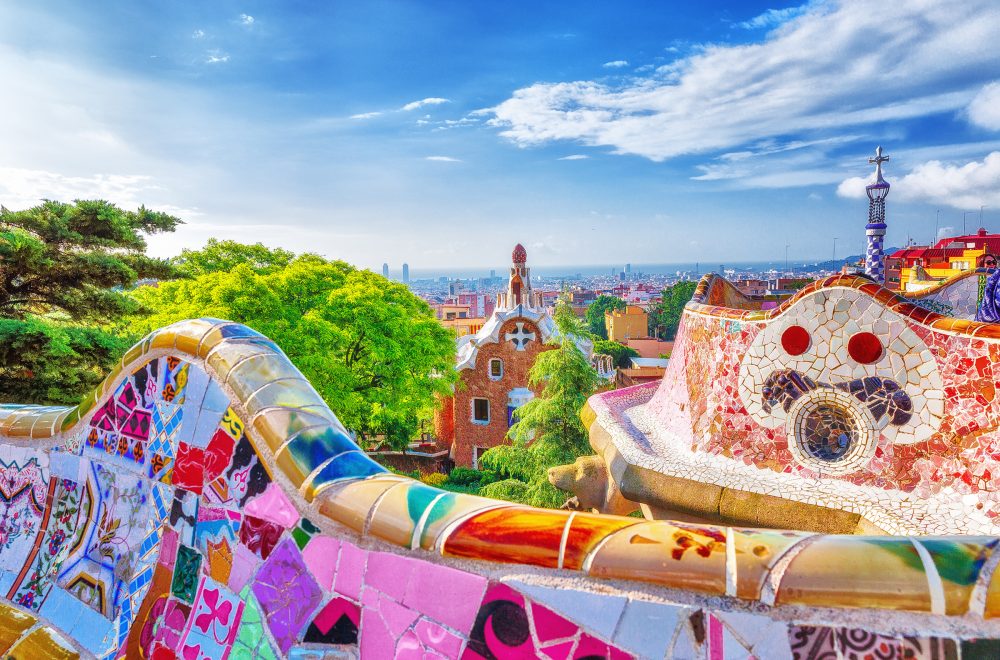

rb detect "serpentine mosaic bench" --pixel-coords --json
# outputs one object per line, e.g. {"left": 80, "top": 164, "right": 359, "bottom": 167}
{"left": 569, "top": 270, "right": 1000, "bottom": 539}
{"left": 1, "top": 317, "right": 1000, "bottom": 658}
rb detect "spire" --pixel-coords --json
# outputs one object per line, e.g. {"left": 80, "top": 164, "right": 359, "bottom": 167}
{"left": 499, "top": 242, "right": 534, "bottom": 310}
{"left": 863, "top": 146, "right": 890, "bottom": 283}
{"left": 866, "top": 146, "right": 891, "bottom": 202}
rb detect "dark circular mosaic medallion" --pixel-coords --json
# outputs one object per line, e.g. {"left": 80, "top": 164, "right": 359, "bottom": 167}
{"left": 798, "top": 401, "right": 858, "bottom": 462}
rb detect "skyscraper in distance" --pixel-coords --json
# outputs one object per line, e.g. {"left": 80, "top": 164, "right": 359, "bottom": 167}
{"left": 402, "top": 263, "right": 410, "bottom": 283}
{"left": 382, "top": 263, "right": 389, "bottom": 278}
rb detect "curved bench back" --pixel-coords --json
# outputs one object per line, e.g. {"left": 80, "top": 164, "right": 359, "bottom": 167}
{"left": 1, "top": 318, "right": 999, "bottom": 658}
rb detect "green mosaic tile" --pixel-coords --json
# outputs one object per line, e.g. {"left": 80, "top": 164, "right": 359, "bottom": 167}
{"left": 171, "top": 545, "right": 202, "bottom": 604}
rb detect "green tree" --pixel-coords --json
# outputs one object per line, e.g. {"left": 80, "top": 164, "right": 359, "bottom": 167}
{"left": 0, "top": 200, "right": 181, "bottom": 321}
{"left": 0, "top": 318, "right": 132, "bottom": 404}
{"left": 129, "top": 253, "right": 458, "bottom": 449}
{"left": 174, "top": 238, "right": 295, "bottom": 276}
{"left": 649, "top": 280, "right": 697, "bottom": 339}
{"left": 479, "top": 296, "right": 600, "bottom": 508}
{"left": 593, "top": 339, "right": 639, "bottom": 369}
{"left": 585, "top": 294, "right": 625, "bottom": 339}
{"left": 0, "top": 200, "right": 182, "bottom": 404}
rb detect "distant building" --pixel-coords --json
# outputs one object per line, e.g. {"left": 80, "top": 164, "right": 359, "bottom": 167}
{"left": 434, "top": 244, "right": 591, "bottom": 468}
{"left": 605, "top": 305, "right": 649, "bottom": 342}
{"left": 439, "top": 316, "right": 485, "bottom": 338}
{"left": 885, "top": 228, "right": 1000, "bottom": 291}
{"left": 625, "top": 338, "right": 674, "bottom": 359}
{"left": 735, "top": 279, "right": 768, "bottom": 297}
{"left": 617, "top": 357, "right": 669, "bottom": 386}
{"left": 570, "top": 290, "right": 597, "bottom": 305}
{"left": 402, "top": 263, "right": 410, "bottom": 283}
{"left": 382, "top": 262, "right": 389, "bottom": 278}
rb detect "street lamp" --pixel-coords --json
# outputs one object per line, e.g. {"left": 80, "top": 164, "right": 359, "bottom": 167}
{"left": 785, "top": 244, "right": 790, "bottom": 276}
{"left": 964, "top": 211, "right": 975, "bottom": 235}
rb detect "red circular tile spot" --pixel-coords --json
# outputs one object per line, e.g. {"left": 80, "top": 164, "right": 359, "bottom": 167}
{"left": 848, "top": 332, "right": 883, "bottom": 364}
{"left": 781, "top": 325, "right": 811, "bottom": 356}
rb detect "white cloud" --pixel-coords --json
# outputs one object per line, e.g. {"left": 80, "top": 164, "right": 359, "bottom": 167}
{"left": 836, "top": 175, "right": 869, "bottom": 198}
{"left": 968, "top": 82, "right": 1000, "bottom": 131}
{"left": 837, "top": 151, "right": 1000, "bottom": 208}
{"left": 425, "top": 156, "right": 461, "bottom": 162}
{"left": 808, "top": 192, "right": 822, "bottom": 200}
{"left": 206, "top": 51, "right": 230, "bottom": 64}
{"left": 558, "top": 154, "right": 589, "bottom": 160}
{"left": 738, "top": 4, "right": 811, "bottom": 29}
{"left": 401, "top": 97, "right": 449, "bottom": 111}
{"left": 349, "top": 111, "right": 382, "bottom": 120}
{"left": 603, "top": 60, "right": 629, "bottom": 68}
{"left": 192, "top": 29, "right": 205, "bottom": 39}
{"left": 240, "top": 13, "right": 255, "bottom": 25}
{"left": 0, "top": 167, "right": 199, "bottom": 218}
{"left": 489, "top": 0, "right": 1000, "bottom": 162}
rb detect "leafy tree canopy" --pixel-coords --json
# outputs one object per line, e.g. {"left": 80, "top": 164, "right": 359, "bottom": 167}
{"left": 0, "top": 200, "right": 181, "bottom": 322}
{"left": 174, "top": 238, "right": 295, "bottom": 276}
{"left": 0, "top": 200, "right": 181, "bottom": 405}
{"left": 593, "top": 339, "right": 639, "bottom": 369}
{"left": 0, "top": 318, "right": 132, "bottom": 405}
{"left": 128, "top": 253, "right": 458, "bottom": 449}
{"left": 585, "top": 294, "right": 625, "bottom": 339}
{"left": 648, "top": 280, "right": 697, "bottom": 340}
{"left": 480, "top": 296, "right": 600, "bottom": 508}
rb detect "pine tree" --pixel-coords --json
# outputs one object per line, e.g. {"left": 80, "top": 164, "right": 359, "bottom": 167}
{"left": 0, "top": 200, "right": 182, "bottom": 404}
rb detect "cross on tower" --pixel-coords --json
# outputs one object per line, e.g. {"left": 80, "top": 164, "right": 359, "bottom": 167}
{"left": 868, "top": 145, "right": 889, "bottom": 181}
{"left": 504, "top": 322, "right": 536, "bottom": 351}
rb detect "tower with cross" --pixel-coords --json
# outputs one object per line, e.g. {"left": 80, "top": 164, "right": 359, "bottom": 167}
{"left": 864, "top": 146, "right": 891, "bottom": 283}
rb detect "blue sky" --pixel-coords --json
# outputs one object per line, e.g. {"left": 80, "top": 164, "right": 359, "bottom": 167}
{"left": 2, "top": 1, "right": 1000, "bottom": 272}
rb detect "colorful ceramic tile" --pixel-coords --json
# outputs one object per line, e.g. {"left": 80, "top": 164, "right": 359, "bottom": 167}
{"left": 586, "top": 521, "right": 729, "bottom": 595}
{"left": 171, "top": 545, "right": 203, "bottom": 605}
{"left": 243, "top": 483, "right": 299, "bottom": 529}
{"left": 776, "top": 537, "right": 933, "bottom": 611}
{"left": 302, "top": 597, "right": 359, "bottom": 645}
{"left": 251, "top": 538, "right": 322, "bottom": 653}
{"left": 177, "top": 577, "right": 245, "bottom": 659}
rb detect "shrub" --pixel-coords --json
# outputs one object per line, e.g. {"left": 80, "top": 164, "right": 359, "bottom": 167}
{"left": 448, "top": 466, "right": 486, "bottom": 486}
{"left": 421, "top": 472, "right": 448, "bottom": 487}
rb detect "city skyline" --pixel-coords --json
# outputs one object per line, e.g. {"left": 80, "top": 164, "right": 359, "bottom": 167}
{"left": 2, "top": 1, "right": 1000, "bottom": 270}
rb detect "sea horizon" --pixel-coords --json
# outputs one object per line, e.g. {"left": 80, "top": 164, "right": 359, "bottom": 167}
{"left": 398, "top": 257, "right": 857, "bottom": 281}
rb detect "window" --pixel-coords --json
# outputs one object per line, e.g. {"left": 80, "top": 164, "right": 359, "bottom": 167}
{"left": 472, "top": 398, "right": 490, "bottom": 424}
{"left": 489, "top": 358, "right": 503, "bottom": 380}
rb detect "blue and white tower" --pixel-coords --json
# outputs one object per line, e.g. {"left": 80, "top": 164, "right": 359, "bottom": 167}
{"left": 864, "top": 146, "right": 891, "bottom": 283}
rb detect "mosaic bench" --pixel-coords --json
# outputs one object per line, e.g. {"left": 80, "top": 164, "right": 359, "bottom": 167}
{"left": 563, "top": 271, "right": 1000, "bottom": 537}
{"left": 1, "top": 318, "right": 1000, "bottom": 658}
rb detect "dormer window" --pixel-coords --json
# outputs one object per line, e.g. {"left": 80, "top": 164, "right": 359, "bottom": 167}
{"left": 489, "top": 358, "right": 503, "bottom": 380}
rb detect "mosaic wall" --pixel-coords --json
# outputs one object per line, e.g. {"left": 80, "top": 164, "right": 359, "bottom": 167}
{"left": 1, "top": 318, "right": 1000, "bottom": 658}
{"left": 585, "top": 273, "right": 1000, "bottom": 537}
